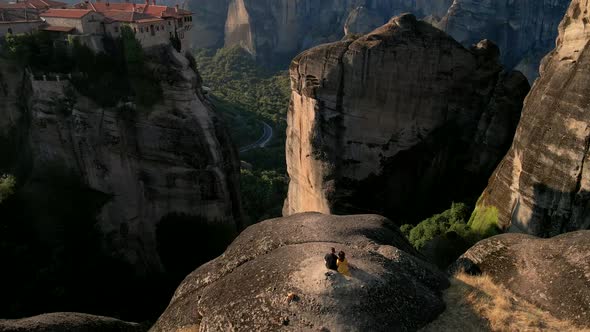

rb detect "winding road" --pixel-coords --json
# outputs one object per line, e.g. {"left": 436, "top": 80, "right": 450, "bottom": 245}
{"left": 239, "top": 121, "right": 273, "bottom": 153}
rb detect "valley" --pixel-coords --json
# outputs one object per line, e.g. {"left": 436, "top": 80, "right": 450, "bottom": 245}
{"left": 0, "top": 0, "right": 589, "bottom": 331}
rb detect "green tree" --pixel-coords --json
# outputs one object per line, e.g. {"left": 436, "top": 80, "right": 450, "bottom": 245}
{"left": 0, "top": 174, "right": 16, "bottom": 203}
{"left": 240, "top": 169, "right": 288, "bottom": 224}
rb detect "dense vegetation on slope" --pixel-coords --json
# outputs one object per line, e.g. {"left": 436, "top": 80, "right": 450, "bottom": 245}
{"left": 2, "top": 27, "right": 161, "bottom": 107}
{"left": 194, "top": 47, "right": 290, "bottom": 224}
{"left": 401, "top": 202, "right": 500, "bottom": 268}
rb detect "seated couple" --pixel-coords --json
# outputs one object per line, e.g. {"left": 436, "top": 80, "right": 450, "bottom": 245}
{"left": 324, "top": 247, "right": 350, "bottom": 276}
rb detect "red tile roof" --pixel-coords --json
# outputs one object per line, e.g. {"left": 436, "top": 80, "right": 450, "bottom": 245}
{"left": 0, "top": 0, "right": 66, "bottom": 10}
{"left": 135, "top": 17, "right": 163, "bottom": 23}
{"left": 40, "top": 8, "right": 92, "bottom": 18}
{"left": 0, "top": 2, "right": 30, "bottom": 9}
{"left": 39, "top": 1, "right": 191, "bottom": 24}
{"left": 28, "top": 0, "right": 66, "bottom": 9}
{"left": 42, "top": 25, "right": 75, "bottom": 32}
{"left": 101, "top": 9, "right": 152, "bottom": 22}
{"left": 74, "top": 1, "right": 191, "bottom": 19}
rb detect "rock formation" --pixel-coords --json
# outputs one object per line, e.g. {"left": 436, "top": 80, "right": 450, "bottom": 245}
{"left": 283, "top": 14, "right": 529, "bottom": 223}
{"left": 451, "top": 231, "right": 590, "bottom": 328}
{"left": 189, "top": 0, "right": 231, "bottom": 49}
{"left": 344, "top": 6, "right": 385, "bottom": 36}
{"left": 438, "top": 0, "right": 570, "bottom": 82}
{"left": 193, "top": 0, "right": 452, "bottom": 65}
{"left": 474, "top": 0, "right": 590, "bottom": 236}
{"left": 0, "top": 312, "right": 143, "bottom": 332}
{"left": 189, "top": 0, "right": 568, "bottom": 79}
{"left": 6, "top": 45, "right": 242, "bottom": 273}
{"left": 150, "top": 212, "right": 449, "bottom": 332}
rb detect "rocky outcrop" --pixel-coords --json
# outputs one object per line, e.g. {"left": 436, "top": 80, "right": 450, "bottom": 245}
{"left": 0, "top": 312, "right": 142, "bottom": 332}
{"left": 438, "top": 0, "right": 570, "bottom": 82}
{"left": 188, "top": 0, "right": 231, "bottom": 49}
{"left": 283, "top": 14, "right": 529, "bottom": 223}
{"left": 190, "top": 0, "right": 566, "bottom": 78}
{"left": 21, "top": 46, "right": 241, "bottom": 273}
{"left": 209, "top": 0, "right": 452, "bottom": 64}
{"left": 151, "top": 212, "right": 449, "bottom": 332}
{"left": 474, "top": 0, "right": 590, "bottom": 236}
{"left": 0, "top": 61, "right": 27, "bottom": 170}
{"left": 451, "top": 231, "right": 590, "bottom": 328}
{"left": 344, "top": 6, "right": 385, "bottom": 36}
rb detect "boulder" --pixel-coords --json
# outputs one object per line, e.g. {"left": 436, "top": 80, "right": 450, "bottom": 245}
{"left": 474, "top": 0, "right": 590, "bottom": 236}
{"left": 283, "top": 14, "right": 529, "bottom": 224}
{"left": 151, "top": 213, "right": 450, "bottom": 332}
{"left": 0, "top": 312, "right": 142, "bottom": 332}
{"left": 450, "top": 231, "right": 590, "bottom": 328}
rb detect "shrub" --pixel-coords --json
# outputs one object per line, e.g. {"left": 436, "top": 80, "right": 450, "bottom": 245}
{"left": 0, "top": 174, "right": 16, "bottom": 203}
{"left": 240, "top": 169, "right": 288, "bottom": 224}
{"left": 401, "top": 202, "right": 500, "bottom": 268}
{"left": 468, "top": 204, "right": 500, "bottom": 237}
{"left": 405, "top": 202, "right": 470, "bottom": 250}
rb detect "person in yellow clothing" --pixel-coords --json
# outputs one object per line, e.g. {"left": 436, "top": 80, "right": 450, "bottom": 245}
{"left": 336, "top": 251, "right": 351, "bottom": 277}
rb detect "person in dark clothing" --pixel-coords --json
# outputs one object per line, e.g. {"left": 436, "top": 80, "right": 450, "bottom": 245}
{"left": 324, "top": 247, "right": 338, "bottom": 270}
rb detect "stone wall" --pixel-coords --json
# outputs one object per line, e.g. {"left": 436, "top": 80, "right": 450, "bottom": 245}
{"left": 0, "top": 21, "right": 43, "bottom": 37}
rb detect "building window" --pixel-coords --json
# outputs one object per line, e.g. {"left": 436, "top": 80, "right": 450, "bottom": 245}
{"left": 169, "top": 31, "right": 172, "bottom": 38}
{"left": 7, "top": 28, "right": 12, "bottom": 34}
{"left": 168, "top": 21, "right": 171, "bottom": 25}
{"left": 161, "top": 24, "right": 164, "bottom": 30}
{"left": 156, "top": 25, "right": 159, "bottom": 31}
{"left": 114, "top": 26, "right": 119, "bottom": 32}
{"left": 133, "top": 27, "right": 137, "bottom": 34}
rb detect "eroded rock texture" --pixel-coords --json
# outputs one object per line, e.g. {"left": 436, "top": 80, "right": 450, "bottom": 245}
{"left": 0, "top": 312, "right": 142, "bottom": 332}
{"left": 438, "top": 0, "right": 570, "bottom": 82}
{"left": 151, "top": 212, "right": 449, "bottom": 332}
{"left": 189, "top": 0, "right": 231, "bottom": 49}
{"left": 21, "top": 46, "right": 241, "bottom": 273}
{"left": 284, "top": 14, "right": 529, "bottom": 223}
{"left": 476, "top": 0, "right": 590, "bottom": 236}
{"left": 344, "top": 6, "right": 385, "bottom": 36}
{"left": 220, "top": 0, "right": 452, "bottom": 65}
{"left": 451, "top": 231, "right": 590, "bottom": 328}
{"left": 189, "top": 0, "right": 568, "bottom": 79}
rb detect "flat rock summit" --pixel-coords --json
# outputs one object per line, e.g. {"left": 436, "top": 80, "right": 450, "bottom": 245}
{"left": 151, "top": 213, "right": 450, "bottom": 331}
{"left": 0, "top": 312, "right": 142, "bottom": 332}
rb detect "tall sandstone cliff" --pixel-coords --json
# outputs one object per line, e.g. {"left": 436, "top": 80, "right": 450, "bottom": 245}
{"left": 475, "top": 0, "right": 590, "bottom": 237}
{"left": 438, "top": 0, "right": 570, "bottom": 82}
{"left": 283, "top": 14, "right": 529, "bottom": 223}
{"left": 195, "top": 0, "right": 452, "bottom": 64}
{"left": 1, "top": 46, "right": 242, "bottom": 273}
{"left": 189, "top": 0, "right": 568, "bottom": 80}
